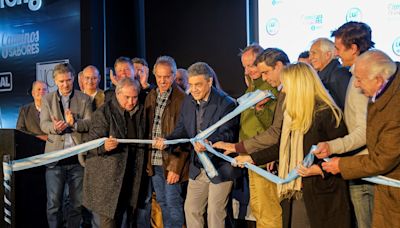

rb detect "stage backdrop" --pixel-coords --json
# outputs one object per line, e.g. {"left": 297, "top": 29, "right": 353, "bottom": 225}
{"left": 255, "top": 0, "right": 400, "bottom": 62}
{"left": 0, "top": 0, "right": 81, "bottom": 128}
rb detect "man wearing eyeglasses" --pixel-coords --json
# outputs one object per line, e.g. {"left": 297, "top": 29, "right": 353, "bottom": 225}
{"left": 82, "top": 65, "right": 105, "bottom": 111}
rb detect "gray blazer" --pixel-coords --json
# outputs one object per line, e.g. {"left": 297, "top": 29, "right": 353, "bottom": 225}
{"left": 40, "top": 90, "right": 92, "bottom": 166}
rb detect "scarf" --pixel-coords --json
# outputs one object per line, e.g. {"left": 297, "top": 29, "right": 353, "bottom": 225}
{"left": 277, "top": 111, "right": 304, "bottom": 200}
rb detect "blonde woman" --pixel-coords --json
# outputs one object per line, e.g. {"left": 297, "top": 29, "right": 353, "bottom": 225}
{"left": 235, "top": 62, "right": 351, "bottom": 228}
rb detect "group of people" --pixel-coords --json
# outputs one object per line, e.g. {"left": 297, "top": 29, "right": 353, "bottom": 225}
{"left": 16, "top": 20, "right": 399, "bottom": 228}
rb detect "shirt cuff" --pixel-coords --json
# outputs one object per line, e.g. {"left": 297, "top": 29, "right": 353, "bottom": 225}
{"left": 235, "top": 142, "right": 247, "bottom": 153}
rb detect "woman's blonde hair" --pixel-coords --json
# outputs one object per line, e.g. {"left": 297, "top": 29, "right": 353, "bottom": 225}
{"left": 281, "top": 62, "right": 342, "bottom": 133}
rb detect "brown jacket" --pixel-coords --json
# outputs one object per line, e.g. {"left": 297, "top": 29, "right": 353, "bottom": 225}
{"left": 340, "top": 63, "right": 400, "bottom": 228}
{"left": 144, "top": 84, "right": 190, "bottom": 182}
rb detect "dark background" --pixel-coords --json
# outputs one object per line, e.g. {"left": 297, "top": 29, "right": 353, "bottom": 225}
{"left": 1, "top": 0, "right": 250, "bottom": 128}
{"left": 0, "top": 0, "right": 81, "bottom": 128}
{"left": 83, "top": 0, "right": 248, "bottom": 97}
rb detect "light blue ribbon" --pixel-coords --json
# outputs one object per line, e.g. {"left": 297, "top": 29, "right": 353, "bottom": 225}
{"left": 3, "top": 89, "right": 400, "bottom": 188}
{"left": 199, "top": 140, "right": 315, "bottom": 184}
{"left": 117, "top": 138, "right": 191, "bottom": 144}
{"left": 10, "top": 137, "right": 106, "bottom": 171}
{"left": 194, "top": 90, "right": 275, "bottom": 141}
{"left": 323, "top": 157, "right": 400, "bottom": 188}
{"left": 3, "top": 89, "right": 273, "bottom": 182}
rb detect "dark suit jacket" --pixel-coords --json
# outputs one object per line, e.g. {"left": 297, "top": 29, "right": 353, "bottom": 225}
{"left": 16, "top": 102, "right": 45, "bottom": 135}
{"left": 83, "top": 96, "right": 146, "bottom": 219}
{"left": 166, "top": 87, "right": 240, "bottom": 184}
{"left": 318, "top": 59, "right": 351, "bottom": 110}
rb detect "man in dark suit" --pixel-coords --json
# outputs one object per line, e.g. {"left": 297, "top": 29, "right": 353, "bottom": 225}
{"left": 309, "top": 37, "right": 351, "bottom": 110}
{"left": 154, "top": 62, "right": 239, "bottom": 228}
{"left": 83, "top": 78, "right": 146, "bottom": 228}
{"left": 17, "top": 80, "right": 48, "bottom": 140}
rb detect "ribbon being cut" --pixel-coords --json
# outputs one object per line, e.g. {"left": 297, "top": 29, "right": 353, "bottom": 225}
{"left": 3, "top": 89, "right": 400, "bottom": 188}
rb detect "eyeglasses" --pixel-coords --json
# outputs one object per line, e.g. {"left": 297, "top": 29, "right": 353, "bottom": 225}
{"left": 84, "top": 77, "right": 98, "bottom": 82}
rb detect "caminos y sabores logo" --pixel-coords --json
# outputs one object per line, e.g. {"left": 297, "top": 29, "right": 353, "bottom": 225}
{"left": 0, "top": 30, "right": 40, "bottom": 59}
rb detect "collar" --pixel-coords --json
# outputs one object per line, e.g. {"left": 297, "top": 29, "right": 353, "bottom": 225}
{"left": 117, "top": 103, "right": 139, "bottom": 117}
{"left": 156, "top": 87, "right": 172, "bottom": 97}
{"left": 250, "top": 76, "right": 264, "bottom": 89}
{"left": 371, "top": 74, "right": 395, "bottom": 103}
{"left": 196, "top": 87, "right": 211, "bottom": 105}
{"left": 277, "top": 84, "right": 283, "bottom": 92}
{"left": 57, "top": 89, "right": 74, "bottom": 100}
{"left": 85, "top": 89, "right": 98, "bottom": 100}
{"left": 191, "top": 86, "right": 214, "bottom": 106}
{"left": 35, "top": 103, "right": 41, "bottom": 112}
{"left": 318, "top": 59, "right": 339, "bottom": 74}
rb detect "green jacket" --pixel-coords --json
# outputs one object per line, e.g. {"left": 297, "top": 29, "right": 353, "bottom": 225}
{"left": 239, "top": 77, "right": 278, "bottom": 141}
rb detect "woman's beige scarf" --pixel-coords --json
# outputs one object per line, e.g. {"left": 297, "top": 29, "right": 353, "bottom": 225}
{"left": 277, "top": 111, "right": 304, "bottom": 200}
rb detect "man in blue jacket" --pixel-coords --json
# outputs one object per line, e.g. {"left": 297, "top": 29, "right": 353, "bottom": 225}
{"left": 154, "top": 62, "right": 239, "bottom": 228}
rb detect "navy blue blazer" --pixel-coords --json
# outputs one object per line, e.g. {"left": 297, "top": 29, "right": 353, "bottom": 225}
{"left": 318, "top": 59, "right": 351, "bottom": 111}
{"left": 166, "top": 87, "right": 240, "bottom": 184}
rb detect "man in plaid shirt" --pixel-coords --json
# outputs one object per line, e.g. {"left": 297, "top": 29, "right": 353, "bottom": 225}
{"left": 144, "top": 56, "right": 189, "bottom": 228}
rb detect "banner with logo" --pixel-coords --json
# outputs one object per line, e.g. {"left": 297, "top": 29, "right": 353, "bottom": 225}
{"left": 0, "top": 0, "right": 81, "bottom": 128}
{"left": 257, "top": 0, "right": 400, "bottom": 62}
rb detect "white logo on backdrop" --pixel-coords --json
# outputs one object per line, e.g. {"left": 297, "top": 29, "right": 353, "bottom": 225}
{"left": 266, "top": 18, "right": 280, "bottom": 36}
{"left": 36, "top": 60, "right": 70, "bottom": 92}
{"left": 0, "top": 72, "right": 13, "bottom": 92}
{"left": 346, "top": 8, "right": 362, "bottom": 22}
{"left": 392, "top": 37, "right": 400, "bottom": 56}
{"left": 0, "top": 30, "right": 40, "bottom": 59}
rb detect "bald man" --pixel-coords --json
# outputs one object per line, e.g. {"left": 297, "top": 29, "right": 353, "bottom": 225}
{"left": 17, "top": 80, "right": 48, "bottom": 140}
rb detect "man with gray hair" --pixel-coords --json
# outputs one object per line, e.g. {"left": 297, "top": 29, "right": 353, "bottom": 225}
{"left": 17, "top": 80, "right": 48, "bottom": 140}
{"left": 145, "top": 56, "right": 189, "bottom": 228}
{"left": 175, "top": 68, "right": 189, "bottom": 92}
{"left": 309, "top": 37, "right": 351, "bottom": 110}
{"left": 83, "top": 77, "right": 147, "bottom": 227}
{"left": 322, "top": 49, "right": 400, "bottom": 228}
{"left": 153, "top": 62, "right": 239, "bottom": 228}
